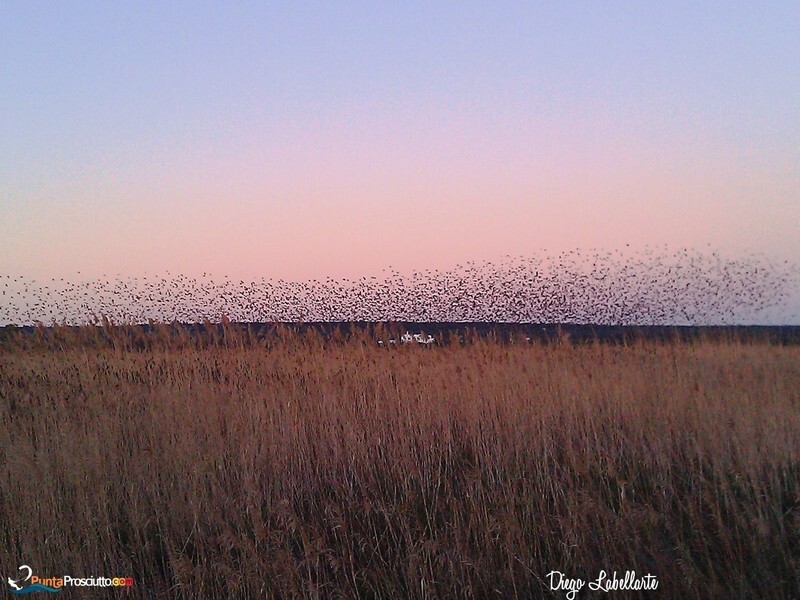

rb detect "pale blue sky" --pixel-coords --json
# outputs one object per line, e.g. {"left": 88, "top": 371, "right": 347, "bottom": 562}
{"left": 1, "top": 2, "right": 798, "bottom": 321}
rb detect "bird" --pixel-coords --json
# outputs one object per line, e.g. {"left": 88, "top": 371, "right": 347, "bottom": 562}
{"left": 1, "top": 247, "right": 796, "bottom": 329}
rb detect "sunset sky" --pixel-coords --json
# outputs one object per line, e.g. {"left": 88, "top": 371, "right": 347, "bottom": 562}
{"left": 2, "top": 3, "right": 798, "bottom": 300}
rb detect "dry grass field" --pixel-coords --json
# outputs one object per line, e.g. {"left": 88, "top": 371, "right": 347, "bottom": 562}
{"left": 1, "top": 324, "right": 799, "bottom": 598}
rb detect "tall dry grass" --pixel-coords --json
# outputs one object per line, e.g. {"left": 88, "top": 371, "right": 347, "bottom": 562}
{"left": 1, "top": 325, "right": 799, "bottom": 598}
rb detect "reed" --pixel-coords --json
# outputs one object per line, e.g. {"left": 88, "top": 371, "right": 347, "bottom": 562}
{"left": 1, "top": 325, "right": 798, "bottom": 598}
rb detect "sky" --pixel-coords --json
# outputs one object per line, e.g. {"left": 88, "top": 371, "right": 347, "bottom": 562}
{"left": 1, "top": 2, "right": 798, "bottom": 316}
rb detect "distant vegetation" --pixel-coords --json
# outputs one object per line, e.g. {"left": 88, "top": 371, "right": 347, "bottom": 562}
{"left": 1, "top": 326, "right": 799, "bottom": 598}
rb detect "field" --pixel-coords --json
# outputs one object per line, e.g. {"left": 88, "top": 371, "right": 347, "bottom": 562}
{"left": 1, "top": 324, "right": 799, "bottom": 598}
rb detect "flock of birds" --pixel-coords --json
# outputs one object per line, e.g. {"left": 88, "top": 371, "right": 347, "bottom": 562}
{"left": 1, "top": 248, "right": 798, "bottom": 326}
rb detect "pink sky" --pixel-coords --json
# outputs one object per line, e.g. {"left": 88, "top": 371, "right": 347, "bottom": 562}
{"left": 2, "top": 4, "right": 798, "bottom": 323}
{"left": 4, "top": 97, "right": 797, "bottom": 283}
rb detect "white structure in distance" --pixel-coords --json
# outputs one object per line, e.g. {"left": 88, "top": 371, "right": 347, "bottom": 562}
{"left": 377, "top": 331, "right": 435, "bottom": 346}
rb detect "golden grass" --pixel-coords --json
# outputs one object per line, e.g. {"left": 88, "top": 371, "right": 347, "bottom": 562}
{"left": 1, "top": 326, "right": 799, "bottom": 598}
